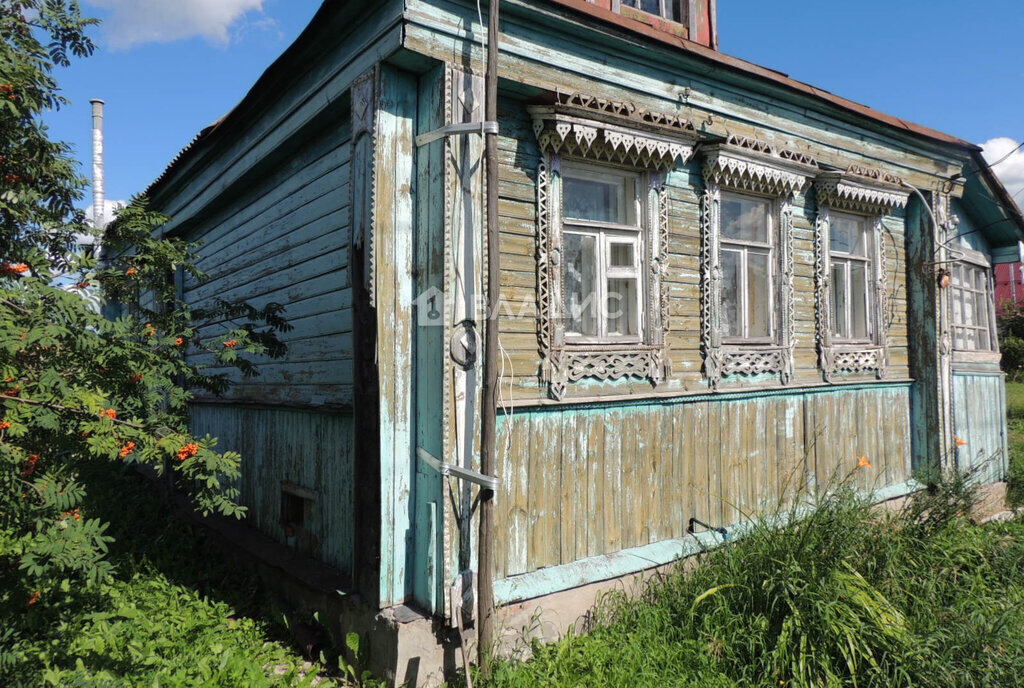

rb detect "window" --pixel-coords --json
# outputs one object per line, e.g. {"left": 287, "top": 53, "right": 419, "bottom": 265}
{"left": 619, "top": 0, "right": 683, "bottom": 22}
{"left": 720, "top": 193, "right": 774, "bottom": 342}
{"left": 562, "top": 164, "right": 643, "bottom": 341}
{"left": 828, "top": 212, "right": 873, "bottom": 342}
{"left": 813, "top": 166, "right": 910, "bottom": 380}
{"left": 951, "top": 260, "right": 996, "bottom": 351}
{"left": 530, "top": 99, "right": 696, "bottom": 399}
{"left": 700, "top": 136, "right": 818, "bottom": 388}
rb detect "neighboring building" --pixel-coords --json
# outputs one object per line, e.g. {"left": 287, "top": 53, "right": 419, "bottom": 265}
{"left": 995, "top": 262, "right": 1024, "bottom": 312}
{"left": 140, "top": 1, "right": 1024, "bottom": 684}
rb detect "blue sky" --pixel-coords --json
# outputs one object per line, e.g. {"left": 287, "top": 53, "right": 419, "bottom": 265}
{"left": 43, "top": 0, "right": 1024, "bottom": 209}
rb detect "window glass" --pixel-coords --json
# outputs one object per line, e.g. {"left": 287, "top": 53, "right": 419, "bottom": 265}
{"left": 850, "top": 263, "right": 868, "bottom": 339}
{"left": 831, "top": 263, "right": 847, "bottom": 339}
{"left": 721, "top": 249, "right": 740, "bottom": 338}
{"left": 830, "top": 215, "right": 868, "bottom": 256}
{"left": 564, "top": 233, "right": 598, "bottom": 336}
{"left": 747, "top": 251, "right": 771, "bottom": 338}
{"left": 609, "top": 242, "right": 634, "bottom": 268}
{"left": 722, "top": 195, "right": 770, "bottom": 243}
{"left": 607, "top": 278, "right": 639, "bottom": 336}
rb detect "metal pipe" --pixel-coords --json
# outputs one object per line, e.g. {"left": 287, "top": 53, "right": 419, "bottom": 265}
{"left": 478, "top": 0, "right": 500, "bottom": 676}
{"left": 90, "top": 99, "right": 105, "bottom": 228}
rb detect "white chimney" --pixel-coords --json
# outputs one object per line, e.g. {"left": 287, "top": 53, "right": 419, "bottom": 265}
{"left": 90, "top": 98, "right": 105, "bottom": 228}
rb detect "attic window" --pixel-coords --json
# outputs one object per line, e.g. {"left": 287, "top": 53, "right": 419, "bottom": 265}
{"left": 619, "top": 0, "right": 684, "bottom": 22}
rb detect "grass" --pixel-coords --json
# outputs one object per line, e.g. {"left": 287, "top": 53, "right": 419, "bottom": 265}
{"left": 0, "top": 462, "right": 344, "bottom": 688}
{"left": 470, "top": 475, "right": 1024, "bottom": 688}
{"left": 1008, "top": 381, "right": 1024, "bottom": 506}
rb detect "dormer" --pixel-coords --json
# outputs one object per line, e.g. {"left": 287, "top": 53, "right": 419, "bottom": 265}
{"left": 564, "top": 0, "right": 719, "bottom": 49}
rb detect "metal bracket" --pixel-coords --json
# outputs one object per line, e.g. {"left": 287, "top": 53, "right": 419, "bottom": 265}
{"left": 417, "top": 447, "right": 500, "bottom": 494}
{"left": 415, "top": 121, "right": 499, "bottom": 147}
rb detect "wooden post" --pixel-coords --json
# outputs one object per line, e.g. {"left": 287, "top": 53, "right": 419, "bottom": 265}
{"left": 478, "top": 0, "right": 500, "bottom": 676}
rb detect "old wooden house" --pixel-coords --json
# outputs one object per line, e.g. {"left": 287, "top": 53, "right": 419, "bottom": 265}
{"left": 142, "top": 0, "right": 1024, "bottom": 683}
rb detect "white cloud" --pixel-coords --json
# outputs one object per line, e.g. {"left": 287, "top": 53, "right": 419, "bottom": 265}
{"left": 981, "top": 137, "right": 1024, "bottom": 203}
{"left": 88, "top": 0, "right": 266, "bottom": 50}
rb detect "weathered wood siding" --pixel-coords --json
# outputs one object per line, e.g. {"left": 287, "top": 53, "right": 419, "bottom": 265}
{"left": 952, "top": 372, "right": 1007, "bottom": 484}
{"left": 495, "top": 384, "right": 912, "bottom": 578}
{"left": 190, "top": 404, "right": 356, "bottom": 581}
{"left": 182, "top": 121, "right": 353, "bottom": 406}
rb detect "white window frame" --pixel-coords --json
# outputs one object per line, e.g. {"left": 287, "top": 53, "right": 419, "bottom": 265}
{"left": 827, "top": 211, "right": 876, "bottom": 345}
{"left": 950, "top": 252, "right": 998, "bottom": 353}
{"left": 719, "top": 190, "right": 777, "bottom": 345}
{"left": 560, "top": 162, "right": 646, "bottom": 344}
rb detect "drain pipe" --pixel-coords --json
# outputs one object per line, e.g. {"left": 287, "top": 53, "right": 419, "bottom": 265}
{"left": 477, "top": 0, "right": 501, "bottom": 677}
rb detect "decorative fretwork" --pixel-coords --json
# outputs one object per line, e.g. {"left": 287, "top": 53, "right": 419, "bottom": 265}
{"left": 815, "top": 165, "right": 910, "bottom": 216}
{"left": 699, "top": 136, "right": 813, "bottom": 389}
{"left": 813, "top": 165, "right": 906, "bottom": 380}
{"left": 533, "top": 105, "right": 692, "bottom": 399}
{"left": 350, "top": 70, "right": 378, "bottom": 307}
{"left": 719, "top": 349, "right": 787, "bottom": 378}
{"left": 703, "top": 135, "right": 818, "bottom": 198}
{"left": 553, "top": 91, "right": 696, "bottom": 135}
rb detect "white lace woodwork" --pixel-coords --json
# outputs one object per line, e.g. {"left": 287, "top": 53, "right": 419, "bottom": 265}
{"left": 350, "top": 70, "right": 377, "bottom": 307}
{"left": 532, "top": 100, "right": 694, "bottom": 400}
{"left": 814, "top": 166, "right": 909, "bottom": 380}
{"left": 700, "top": 137, "right": 817, "bottom": 389}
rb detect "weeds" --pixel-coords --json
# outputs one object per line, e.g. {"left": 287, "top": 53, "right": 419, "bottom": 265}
{"left": 476, "top": 472, "right": 1024, "bottom": 688}
{"left": 0, "top": 462, "right": 342, "bottom": 687}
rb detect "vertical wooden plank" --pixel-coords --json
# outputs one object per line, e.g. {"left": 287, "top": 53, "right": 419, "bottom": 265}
{"left": 573, "top": 410, "right": 589, "bottom": 561}
{"left": 560, "top": 410, "right": 577, "bottom": 565}
{"left": 412, "top": 62, "right": 446, "bottom": 612}
{"left": 586, "top": 408, "right": 606, "bottom": 558}
{"left": 603, "top": 411, "right": 622, "bottom": 555}
{"left": 375, "top": 64, "right": 419, "bottom": 606}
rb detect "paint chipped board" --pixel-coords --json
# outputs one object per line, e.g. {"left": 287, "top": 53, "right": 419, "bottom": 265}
{"left": 952, "top": 372, "right": 1008, "bottom": 484}
{"left": 494, "top": 383, "right": 913, "bottom": 577}
{"left": 189, "top": 404, "right": 356, "bottom": 583}
{"left": 182, "top": 120, "right": 354, "bottom": 407}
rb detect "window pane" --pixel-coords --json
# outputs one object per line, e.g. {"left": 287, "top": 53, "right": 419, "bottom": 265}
{"left": 564, "top": 233, "right": 598, "bottom": 336}
{"left": 609, "top": 242, "right": 634, "bottom": 268}
{"left": 721, "top": 249, "right": 740, "bottom": 338}
{"left": 952, "top": 288, "right": 963, "bottom": 325}
{"left": 607, "top": 278, "right": 639, "bottom": 337}
{"left": 639, "top": 0, "right": 661, "bottom": 14}
{"left": 563, "top": 175, "right": 623, "bottom": 224}
{"left": 831, "top": 215, "right": 868, "bottom": 256}
{"left": 963, "top": 284, "right": 975, "bottom": 326}
{"left": 851, "top": 262, "right": 868, "bottom": 339}
{"left": 747, "top": 251, "right": 771, "bottom": 338}
{"left": 831, "top": 262, "right": 847, "bottom": 339}
{"left": 722, "top": 195, "right": 770, "bottom": 243}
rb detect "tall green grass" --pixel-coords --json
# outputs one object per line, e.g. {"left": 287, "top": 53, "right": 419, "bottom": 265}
{"left": 1008, "top": 381, "right": 1024, "bottom": 505}
{"left": 477, "top": 476, "right": 1024, "bottom": 688}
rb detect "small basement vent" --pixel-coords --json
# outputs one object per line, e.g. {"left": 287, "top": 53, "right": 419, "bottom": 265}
{"left": 280, "top": 481, "right": 317, "bottom": 538}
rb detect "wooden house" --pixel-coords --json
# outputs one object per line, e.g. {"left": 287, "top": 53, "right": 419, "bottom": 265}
{"left": 143, "top": 0, "right": 1024, "bottom": 683}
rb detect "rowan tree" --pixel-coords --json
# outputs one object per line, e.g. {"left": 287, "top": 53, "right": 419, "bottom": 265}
{"left": 0, "top": 0, "right": 288, "bottom": 610}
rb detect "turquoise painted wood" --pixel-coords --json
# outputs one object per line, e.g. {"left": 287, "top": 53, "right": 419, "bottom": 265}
{"left": 952, "top": 372, "right": 1007, "bottom": 484}
{"left": 411, "top": 63, "right": 447, "bottom": 613}
{"left": 190, "top": 404, "right": 356, "bottom": 581}
{"left": 374, "top": 64, "right": 419, "bottom": 608}
{"left": 182, "top": 120, "right": 354, "bottom": 407}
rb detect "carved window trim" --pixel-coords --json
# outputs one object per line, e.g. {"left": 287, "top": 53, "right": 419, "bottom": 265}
{"left": 700, "top": 137, "right": 818, "bottom": 389}
{"left": 813, "top": 167, "right": 910, "bottom": 381}
{"left": 530, "top": 101, "right": 694, "bottom": 400}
